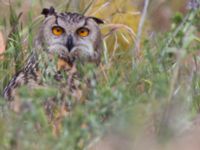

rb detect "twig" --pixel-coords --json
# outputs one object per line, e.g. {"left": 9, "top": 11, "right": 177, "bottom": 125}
{"left": 132, "top": 0, "right": 149, "bottom": 68}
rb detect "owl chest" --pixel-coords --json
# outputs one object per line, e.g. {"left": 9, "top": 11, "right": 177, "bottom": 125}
{"left": 36, "top": 59, "right": 85, "bottom": 101}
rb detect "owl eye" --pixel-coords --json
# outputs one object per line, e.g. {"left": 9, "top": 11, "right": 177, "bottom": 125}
{"left": 77, "top": 27, "right": 89, "bottom": 37}
{"left": 52, "top": 26, "right": 64, "bottom": 36}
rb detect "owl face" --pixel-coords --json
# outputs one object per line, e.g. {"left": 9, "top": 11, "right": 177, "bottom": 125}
{"left": 36, "top": 7, "right": 104, "bottom": 64}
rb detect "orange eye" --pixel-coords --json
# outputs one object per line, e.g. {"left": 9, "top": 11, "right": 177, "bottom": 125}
{"left": 52, "top": 26, "right": 64, "bottom": 36}
{"left": 77, "top": 28, "right": 89, "bottom": 37}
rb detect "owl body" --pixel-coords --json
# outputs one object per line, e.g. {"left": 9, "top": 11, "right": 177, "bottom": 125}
{"left": 3, "top": 7, "right": 103, "bottom": 100}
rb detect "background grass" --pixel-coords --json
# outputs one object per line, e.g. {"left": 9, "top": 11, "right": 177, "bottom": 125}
{"left": 0, "top": 0, "right": 200, "bottom": 149}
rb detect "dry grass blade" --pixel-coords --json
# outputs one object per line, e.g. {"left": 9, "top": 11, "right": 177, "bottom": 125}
{"left": 103, "top": 23, "right": 136, "bottom": 41}
{"left": 109, "top": 33, "right": 119, "bottom": 62}
{"left": 82, "top": 0, "right": 97, "bottom": 15}
{"left": 120, "top": 32, "right": 130, "bottom": 44}
{"left": 103, "top": 38, "right": 109, "bottom": 64}
{"left": 99, "top": 63, "right": 109, "bottom": 82}
{"left": 127, "top": 11, "right": 141, "bottom": 15}
{"left": 60, "top": 0, "right": 73, "bottom": 11}
{"left": 132, "top": 0, "right": 149, "bottom": 66}
{"left": 88, "top": 1, "right": 110, "bottom": 16}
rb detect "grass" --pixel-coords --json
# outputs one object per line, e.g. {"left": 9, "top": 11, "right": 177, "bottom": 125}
{"left": 0, "top": 0, "right": 200, "bottom": 149}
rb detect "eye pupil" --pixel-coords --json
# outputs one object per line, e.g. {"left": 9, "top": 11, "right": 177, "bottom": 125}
{"left": 52, "top": 26, "right": 64, "bottom": 36}
{"left": 77, "top": 28, "right": 89, "bottom": 37}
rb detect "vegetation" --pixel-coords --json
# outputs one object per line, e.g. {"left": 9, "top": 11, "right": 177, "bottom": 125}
{"left": 0, "top": 0, "right": 199, "bottom": 149}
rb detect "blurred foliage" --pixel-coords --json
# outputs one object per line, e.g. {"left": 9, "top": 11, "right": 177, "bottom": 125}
{"left": 0, "top": 0, "right": 199, "bottom": 150}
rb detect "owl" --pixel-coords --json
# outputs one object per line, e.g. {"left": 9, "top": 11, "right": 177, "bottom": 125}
{"left": 3, "top": 7, "right": 104, "bottom": 100}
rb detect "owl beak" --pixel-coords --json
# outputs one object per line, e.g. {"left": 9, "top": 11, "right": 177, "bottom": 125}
{"left": 66, "top": 35, "right": 74, "bottom": 52}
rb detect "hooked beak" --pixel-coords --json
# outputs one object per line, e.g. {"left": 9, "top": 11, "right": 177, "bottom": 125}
{"left": 66, "top": 34, "right": 74, "bottom": 52}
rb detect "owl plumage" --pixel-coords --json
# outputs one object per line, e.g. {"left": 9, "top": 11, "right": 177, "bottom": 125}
{"left": 3, "top": 7, "right": 104, "bottom": 100}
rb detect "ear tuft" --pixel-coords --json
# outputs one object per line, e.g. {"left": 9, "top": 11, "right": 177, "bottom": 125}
{"left": 88, "top": 17, "right": 104, "bottom": 24}
{"left": 41, "top": 6, "right": 56, "bottom": 17}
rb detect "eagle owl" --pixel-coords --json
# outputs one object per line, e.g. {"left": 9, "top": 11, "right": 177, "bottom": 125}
{"left": 3, "top": 7, "right": 104, "bottom": 100}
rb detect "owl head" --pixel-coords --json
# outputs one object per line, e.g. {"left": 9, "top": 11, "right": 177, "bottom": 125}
{"left": 35, "top": 7, "right": 104, "bottom": 65}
